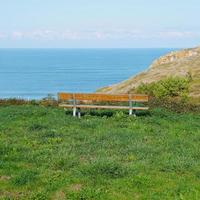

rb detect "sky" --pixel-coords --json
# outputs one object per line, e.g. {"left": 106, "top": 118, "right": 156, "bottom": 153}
{"left": 0, "top": 0, "right": 200, "bottom": 48}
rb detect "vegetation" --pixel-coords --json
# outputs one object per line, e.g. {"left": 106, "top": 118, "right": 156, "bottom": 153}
{"left": 135, "top": 76, "right": 200, "bottom": 112}
{"left": 136, "top": 76, "right": 190, "bottom": 99}
{"left": 0, "top": 104, "right": 200, "bottom": 199}
{"left": 148, "top": 97, "right": 200, "bottom": 113}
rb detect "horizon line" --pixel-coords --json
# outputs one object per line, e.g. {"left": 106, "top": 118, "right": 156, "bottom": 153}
{"left": 0, "top": 47, "right": 183, "bottom": 50}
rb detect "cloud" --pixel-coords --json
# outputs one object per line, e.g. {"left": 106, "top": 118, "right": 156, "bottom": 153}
{"left": 11, "top": 30, "right": 54, "bottom": 40}
{"left": 61, "top": 30, "right": 81, "bottom": 40}
{"left": 12, "top": 31, "right": 25, "bottom": 39}
{"left": 157, "top": 31, "right": 200, "bottom": 39}
{"left": 8, "top": 29, "right": 200, "bottom": 41}
{"left": 0, "top": 32, "right": 6, "bottom": 39}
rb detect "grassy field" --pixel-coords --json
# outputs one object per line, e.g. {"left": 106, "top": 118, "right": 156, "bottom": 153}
{"left": 0, "top": 105, "right": 200, "bottom": 200}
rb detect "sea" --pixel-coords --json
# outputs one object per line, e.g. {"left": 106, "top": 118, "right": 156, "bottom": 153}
{"left": 0, "top": 48, "right": 174, "bottom": 99}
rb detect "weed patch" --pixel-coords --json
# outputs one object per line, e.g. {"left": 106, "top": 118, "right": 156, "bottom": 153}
{"left": 81, "top": 159, "right": 129, "bottom": 179}
{"left": 12, "top": 170, "right": 38, "bottom": 186}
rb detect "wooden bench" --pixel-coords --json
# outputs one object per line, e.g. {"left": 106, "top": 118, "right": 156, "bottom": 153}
{"left": 58, "top": 93, "right": 149, "bottom": 117}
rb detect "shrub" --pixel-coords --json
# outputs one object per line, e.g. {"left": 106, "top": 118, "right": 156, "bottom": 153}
{"left": 38, "top": 94, "right": 58, "bottom": 107}
{"left": 136, "top": 76, "right": 190, "bottom": 99}
{"left": 0, "top": 94, "right": 58, "bottom": 107}
{"left": 0, "top": 98, "right": 28, "bottom": 106}
{"left": 149, "top": 97, "right": 200, "bottom": 113}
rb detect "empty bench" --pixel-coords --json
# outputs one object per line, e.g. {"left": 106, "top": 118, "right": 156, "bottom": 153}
{"left": 58, "top": 93, "right": 149, "bottom": 117}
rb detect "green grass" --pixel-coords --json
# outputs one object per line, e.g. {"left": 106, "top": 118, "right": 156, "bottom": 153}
{"left": 0, "top": 105, "right": 200, "bottom": 199}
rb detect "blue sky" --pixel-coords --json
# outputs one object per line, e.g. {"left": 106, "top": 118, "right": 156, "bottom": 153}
{"left": 0, "top": 0, "right": 200, "bottom": 48}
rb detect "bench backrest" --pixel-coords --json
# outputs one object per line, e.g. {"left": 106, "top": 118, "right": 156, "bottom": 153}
{"left": 58, "top": 93, "right": 148, "bottom": 102}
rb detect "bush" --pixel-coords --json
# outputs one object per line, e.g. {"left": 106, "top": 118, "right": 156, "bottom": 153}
{"left": 136, "top": 76, "right": 190, "bottom": 99}
{"left": 39, "top": 94, "right": 58, "bottom": 107}
{"left": 0, "top": 96, "right": 58, "bottom": 107}
{"left": 149, "top": 97, "right": 200, "bottom": 113}
{"left": 0, "top": 98, "right": 29, "bottom": 106}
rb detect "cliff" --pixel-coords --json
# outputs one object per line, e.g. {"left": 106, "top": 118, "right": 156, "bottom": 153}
{"left": 98, "top": 46, "right": 200, "bottom": 99}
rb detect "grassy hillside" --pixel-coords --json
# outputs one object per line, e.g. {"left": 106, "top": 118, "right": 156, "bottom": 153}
{"left": 98, "top": 47, "right": 200, "bottom": 102}
{"left": 1, "top": 105, "right": 200, "bottom": 199}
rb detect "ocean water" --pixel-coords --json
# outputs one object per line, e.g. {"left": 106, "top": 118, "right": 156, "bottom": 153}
{"left": 0, "top": 48, "right": 174, "bottom": 99}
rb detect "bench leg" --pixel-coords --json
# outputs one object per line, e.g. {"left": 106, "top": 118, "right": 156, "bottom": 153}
{"left": 73, "top": 107, "right": 77, "bottom": 117}
{"left": 129, "top": 109, "right": 136, "bottom": 117}
{"left": 77, "top": 108, "right": 81, "bottom": 118}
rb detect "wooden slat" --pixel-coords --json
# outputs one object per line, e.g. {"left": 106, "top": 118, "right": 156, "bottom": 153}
{"left": 58, "top": 93, "right": 74, "bottom": 101}
{"left": 58, "top": 93, "right": 148, "bottom": 102}
{"left": 74, "top": 93, "right": 129, "bottom": 102}
{"left": 59, "top": 104, "right": 149, "bottom": 110}
{"left": 131, "top": 95, "right": 149, "bottom": 102}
